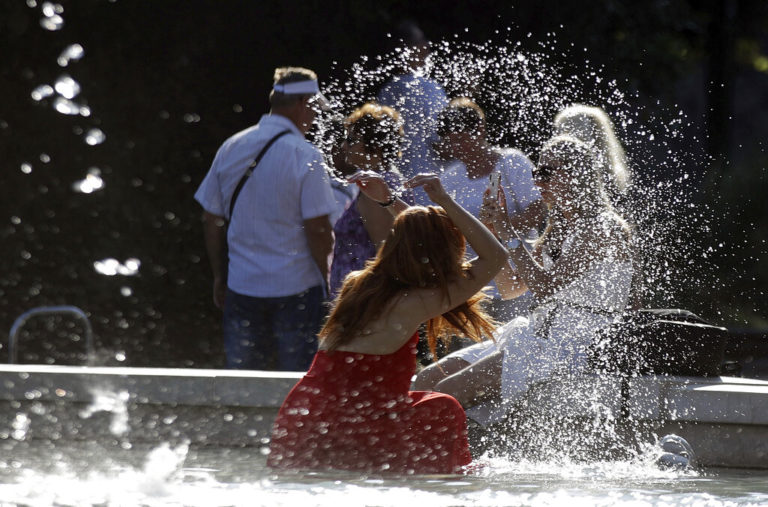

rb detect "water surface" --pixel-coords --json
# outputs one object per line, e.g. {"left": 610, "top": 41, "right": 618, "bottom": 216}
{"left": 1, "top": 440, "right": 767, "bottom": 506}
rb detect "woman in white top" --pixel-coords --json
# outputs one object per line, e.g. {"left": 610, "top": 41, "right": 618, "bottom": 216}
{"left": 412, "top": 135, "right": 634, "bottom": 426}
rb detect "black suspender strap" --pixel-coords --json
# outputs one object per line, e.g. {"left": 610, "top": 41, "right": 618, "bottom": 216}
{"left": 227, "top": 130, "right": 291, "bottom": 221}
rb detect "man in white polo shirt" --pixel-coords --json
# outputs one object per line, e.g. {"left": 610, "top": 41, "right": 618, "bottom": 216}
{"left": 195, "top": 67, "right": 336, "bottom": 371}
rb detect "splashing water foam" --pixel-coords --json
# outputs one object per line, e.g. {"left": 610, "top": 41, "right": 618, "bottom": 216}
{"left": 315, "top": 36, "right": 716, "bottom": 467}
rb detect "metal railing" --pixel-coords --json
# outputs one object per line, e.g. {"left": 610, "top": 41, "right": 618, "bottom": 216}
{"left": 8, "top": 305, "right": 94, "bottom": 365}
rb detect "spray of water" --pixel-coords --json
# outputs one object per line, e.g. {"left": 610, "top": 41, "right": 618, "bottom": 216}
{"left": 315, "top": 35, "right": 716, "bottom": 467}
{"left": 79, "top": 387, "right": 130, "bottom": 436}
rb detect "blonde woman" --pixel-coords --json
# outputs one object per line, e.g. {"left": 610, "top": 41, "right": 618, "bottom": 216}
{"left": 413, "top": 136, "right": 634, "bottom": 426}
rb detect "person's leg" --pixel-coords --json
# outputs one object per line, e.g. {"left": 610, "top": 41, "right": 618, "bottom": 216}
{"left": 222, "top": 289, "right": 275, "bottom": 369}
{"left": 411, "top": 356, "right": 472, "bottom": 391}
{"left": 434, "top": 350, "right": 503, "bottom": 407}
{"left": 486, "top": 294, "right": 533, "bottom": 323}
{"left": 274, "top": 285, "right": 324, "bottom": 371}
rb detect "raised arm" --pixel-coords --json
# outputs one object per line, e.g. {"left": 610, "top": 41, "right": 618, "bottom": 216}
{"left": 348, "top": 170, "right": 410, "bottom": 218}
{"left": 407, "top": 173, "right": 508, "bottom": 317}
{"left": 509, "top": 217, "right": 630, "bottom": 299}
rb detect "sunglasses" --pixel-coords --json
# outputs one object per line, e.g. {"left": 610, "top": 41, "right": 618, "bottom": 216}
{"left": 532, "top": 164, "right": 560, "bottom": 183}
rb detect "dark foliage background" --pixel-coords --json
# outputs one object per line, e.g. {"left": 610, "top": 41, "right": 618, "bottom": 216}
{"left": 0, "top": 0, "right": 766, "bottom": 367}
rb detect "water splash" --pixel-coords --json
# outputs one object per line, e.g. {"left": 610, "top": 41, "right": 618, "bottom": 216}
{"left": 137, "top": 442, "right": 190, "bottom": 497}
{"left": 11, "top": 413, "right": 31, "bottom": 441}
{"left": 79, "top": 387, "right": 130, "bottom": 435}
{"left": 320, "top": 37, "right": 711, "bottom": 313}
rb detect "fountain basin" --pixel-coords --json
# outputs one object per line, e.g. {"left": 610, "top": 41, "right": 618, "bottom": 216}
{"left": 1, "top": 364, "right": 766, "bottom": 468}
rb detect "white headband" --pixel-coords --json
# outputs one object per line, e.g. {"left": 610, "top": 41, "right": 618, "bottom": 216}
{"left": 273, "top": 79, "right": 320, "bottom": 95}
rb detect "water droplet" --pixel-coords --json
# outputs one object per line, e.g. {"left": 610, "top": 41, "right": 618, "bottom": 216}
{"left": 31, "top": 84, "right": 54, "bottom": 101}
{"left": 93, "top": 258, "right": 141, "bottom": 276}
{"left": 40, "top": 14, "right": 63, "bottom": 31}
{"left": 54, "top": 75, "right": 80, "bottom": 99}
{"left": 57, "top": 43, "right": 84, "bottom": 67}
{"left": 84, "top": 128, "right": 105, "bottom": 145}
{"left": 53, "top": 96, "right": 81, "bottom": 115}
{"left": 72, "top": 168, "right": 104, "bottom": 194}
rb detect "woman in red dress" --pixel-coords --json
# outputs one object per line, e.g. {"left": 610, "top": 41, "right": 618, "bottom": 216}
{"left": 268, "top": 172, "right": 507, "bottom": 474}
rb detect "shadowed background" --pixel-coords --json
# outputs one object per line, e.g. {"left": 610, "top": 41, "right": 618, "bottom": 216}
{"left": 0, "top": 0, "right": 766, "bottom": 367}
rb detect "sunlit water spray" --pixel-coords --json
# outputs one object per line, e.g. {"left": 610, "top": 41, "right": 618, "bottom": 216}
{"left": 319, "top": 37, "right": 715, "bottom": 312}
{"left": 6, "top": 3, "right": 757, "bottom": 502}
{"left": 315, "top": 36, "right": 720, "bottom": 466}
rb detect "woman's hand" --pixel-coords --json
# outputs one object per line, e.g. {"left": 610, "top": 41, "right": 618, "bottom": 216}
{"left": 406, "top": 173, "right": 450, "bottom": 206}
{"left": 348, "top": 170, "right": 393, "bottom": 204}
{"left": 479, "top": 186, "right": 511, "bottom": 239}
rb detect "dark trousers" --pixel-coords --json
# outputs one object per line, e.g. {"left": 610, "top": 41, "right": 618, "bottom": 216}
{"left": 222, "top": 286, "right": 325, "bottom": 371}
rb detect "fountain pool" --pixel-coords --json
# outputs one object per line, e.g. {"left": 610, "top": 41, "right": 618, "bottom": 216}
{"left": 1, "top": 438, "right": 768, "bottom": 506}
{"left": 1, "top": 364, "right": 768, "bottom": 505}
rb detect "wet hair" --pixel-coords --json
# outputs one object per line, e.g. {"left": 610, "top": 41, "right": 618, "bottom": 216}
{"left": 554, "top": 104, "right": 630, "bottom": 198}
{"left": 344, "top": 102, "right": 404, "bottom": 168}
{"left": 319, "top": 206, "right": 495, "bottom": 358}
{"left": 269, "top": 66, "right": 317, "bottom": 109}
{"left": 436, "top": 97, "right": 485, "bottom": 137}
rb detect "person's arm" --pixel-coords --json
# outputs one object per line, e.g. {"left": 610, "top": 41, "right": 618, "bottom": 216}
{"left": 356, "top": 193, "right": 396, "bottom": 247}
{"left": 348, "top": 171, "right": 410, "bottom": 217}
{"left": 508, "top": 219, "right": 631, "bottom": 299}
{"left": 406, "top": 173, "right": 508, "bottom": 317}
{"left": 202, "top": 211, "right": 227, "bottom": 309}
{"left": 508, "top": 199, "right": 546, "bottom": 233}
{"left": 304, "top": 214, "right": 334, "bottom": 292}
{"left": 479, "top": 187, "right": 608, "bottom": 299}
{"left": 493, "top": 262, "right": 529, "bottom": 300}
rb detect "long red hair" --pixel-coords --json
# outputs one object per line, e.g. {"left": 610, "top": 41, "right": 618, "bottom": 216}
{"left": 319, "top": 206, "right": 496, "bottom": 358}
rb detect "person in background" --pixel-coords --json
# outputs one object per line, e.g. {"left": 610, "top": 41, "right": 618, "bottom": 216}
{"left": 553, "top": 104, "right": 631, "bottom": 211}
{"left": 329, "top": 102, "right": 414, "bottom": 295}
{"left": 434, "top": 97, "right": 546, "bottom": 321}
{"left": 319, "top": 116, "right": 359, "bottom": 226}
{"left": 194, "top": 67, "right": 336, "bottom": 371}
{"left": 413, "top": 136, "right": 634, "bottom": 429}
{"left": 268, "top": 172, "right": 507, "bottom": 474}
{"left": 554, "top": 104, "right": 642, "bottom": 308}
{"left": 378, "top": 19, "right": 448, "bottom": 204}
